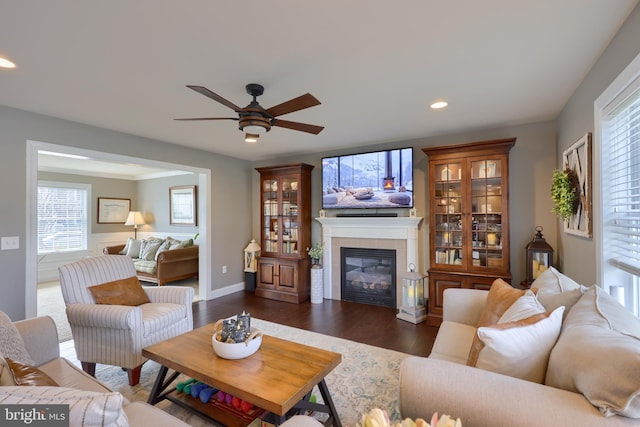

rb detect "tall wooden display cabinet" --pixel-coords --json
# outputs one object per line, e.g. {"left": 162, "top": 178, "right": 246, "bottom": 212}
{"left": 422, "top": 138, "right": 516, "bottom": 325}
{"left": 255, "top": 163, "right": 314, "bottom": 303}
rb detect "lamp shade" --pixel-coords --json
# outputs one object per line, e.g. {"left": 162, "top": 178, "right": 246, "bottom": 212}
{"left": 124, "top": 211, "right": 145, "bottom": 226}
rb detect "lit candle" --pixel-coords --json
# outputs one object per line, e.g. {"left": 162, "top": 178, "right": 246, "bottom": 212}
{"left": 487, "top": 233, "right": 497, "bottom": 246}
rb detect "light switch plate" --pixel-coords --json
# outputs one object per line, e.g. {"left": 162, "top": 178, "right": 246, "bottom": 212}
{"left": 1, "top": 236, "right": 19, "bottom": 250}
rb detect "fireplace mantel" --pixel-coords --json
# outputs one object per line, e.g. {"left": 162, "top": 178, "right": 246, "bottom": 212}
{"left": 316, "top": 216, "right": 423, "bottom": 301}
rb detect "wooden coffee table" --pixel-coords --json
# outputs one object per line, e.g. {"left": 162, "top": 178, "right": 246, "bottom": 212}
{"left": 142, "top": 324, "right": 343, "bottom": 426}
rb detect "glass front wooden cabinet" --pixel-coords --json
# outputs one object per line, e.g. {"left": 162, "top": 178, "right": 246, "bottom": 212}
{"left": 255, "top": 163, "right": 313, "bottom": 303}
{"left": 423, "top": 138, "right": 516, "bottom": 325}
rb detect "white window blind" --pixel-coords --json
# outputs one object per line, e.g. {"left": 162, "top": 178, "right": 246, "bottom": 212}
{"left": 602, "top": 83, "right": 640, "bottom": 274}
{"left": 37, "top": 182, "right": 89, "bottom": 253}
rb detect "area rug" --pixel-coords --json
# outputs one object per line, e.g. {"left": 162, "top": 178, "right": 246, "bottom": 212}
{"left": 84, "top": 318, "right": 410, "bottom": 426}
{"left": 37, "top": 281, "right": 72, "bottom": 342}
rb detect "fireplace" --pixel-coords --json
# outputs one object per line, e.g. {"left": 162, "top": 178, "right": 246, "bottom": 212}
{"left": 383, "top": 176, "right": 396, "bottom": 191}
{"left": 316, "top": 216, "right": 423, "bottom": 308}
{"left": 341, "top": 247, "right": 397, "bottom": 307}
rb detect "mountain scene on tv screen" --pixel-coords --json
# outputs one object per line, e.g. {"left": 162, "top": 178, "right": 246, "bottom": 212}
{"left": 322, "top": 148, "right": 413, "bottom": 209}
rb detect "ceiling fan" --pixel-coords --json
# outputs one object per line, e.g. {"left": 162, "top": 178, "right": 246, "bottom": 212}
{"left": 176, "top": 83, "right": 324, "bottom": 143}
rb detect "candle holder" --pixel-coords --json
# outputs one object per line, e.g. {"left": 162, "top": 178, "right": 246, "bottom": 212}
{"left": 521, "top": 226, "right": 554, "bottom": 288}
{"left": 396, "top": 263, "right": 427, "bottom": 324}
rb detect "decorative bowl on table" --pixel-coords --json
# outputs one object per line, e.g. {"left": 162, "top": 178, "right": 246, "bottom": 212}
{"left": 212, "top": 327, "right": 263, "bottom": 360}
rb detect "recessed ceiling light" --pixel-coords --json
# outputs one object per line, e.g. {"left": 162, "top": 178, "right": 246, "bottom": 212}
{"left": 0, "top": 57, "right": 16, "bottom": 69}
{"left": 430, "top": 100, "right": 448, "bottom": 110}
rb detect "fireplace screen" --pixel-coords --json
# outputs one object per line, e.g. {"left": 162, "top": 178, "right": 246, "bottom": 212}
{"left": 341, "top": 247, "right": 397, "bottom": 308}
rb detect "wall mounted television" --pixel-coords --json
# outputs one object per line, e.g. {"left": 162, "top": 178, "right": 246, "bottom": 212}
{"left": 321, "top": 147, "right": 413, "bottom": 209}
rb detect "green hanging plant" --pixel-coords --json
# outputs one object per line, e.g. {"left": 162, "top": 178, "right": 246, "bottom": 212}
{"left": 551, "top": 168, "right": 580, "bottom": 220}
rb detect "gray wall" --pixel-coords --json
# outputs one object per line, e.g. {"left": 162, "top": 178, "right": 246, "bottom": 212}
{"left": 0, "top": 104, "right": 252, "bottom": 320}
{"left": 38, "top": 171, "right": 138, "bottom": 234}
{"left": 556, "top": 4, "right": 640, "bottom": 285}
{"left": 137, "top": 174, "right": 199, "bottom": 235}
{"left": 251, "top": 120, "right": 557, "bottom": 287}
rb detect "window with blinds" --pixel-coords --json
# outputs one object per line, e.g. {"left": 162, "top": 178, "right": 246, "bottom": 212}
{"left": 37, "top": 181, "right": 89, "bottom": 253}
{"left": 601, "top": 75, "right": 640, "bottom": 315}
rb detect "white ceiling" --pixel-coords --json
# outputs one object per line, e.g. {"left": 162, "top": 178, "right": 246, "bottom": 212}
{"left": 37, "top": 151, "right": 191, "bottom": 180}
{"left": 1, "top": 1, "right": 638, "bottom": 163}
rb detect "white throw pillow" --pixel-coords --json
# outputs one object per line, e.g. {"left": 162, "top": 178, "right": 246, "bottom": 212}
{"left": 475, "top": 306, "right": 564, "bottom": 383}
{"left": 498, "top": 290, "right": 546, "bottom": 323}
{"left": 125, "top": 238, "right": 142, "bottom": 258}
{"left": 530, "top": 266, "right": 581, "bottom": 294}
{"left": 0, "top": 386, "right": 129, "bottom": 427}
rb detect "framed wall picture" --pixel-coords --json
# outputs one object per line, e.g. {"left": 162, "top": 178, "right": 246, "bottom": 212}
{"left": 170, "top": 185, "right": 197, "bottom": 226}
{"left": 563, "top": 132, "right": 592, "bottom": 238}
{"left": 97, "top": 197, "right": 131, "bottom": 224}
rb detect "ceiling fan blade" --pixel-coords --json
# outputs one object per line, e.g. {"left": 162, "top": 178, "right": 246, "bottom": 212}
{"left": 186, "top": 85, "right": 242, "bottom": 112}
{"left": 266, "top": 93, "right": 321, "bottom": 117}
{"left": 174, "top": 117, "right": 238, "bottom": 121}
{"left": 272, "top": 119, "right": 324, "bottom": 135}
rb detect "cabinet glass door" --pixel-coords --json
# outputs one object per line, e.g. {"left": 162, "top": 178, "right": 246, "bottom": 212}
{"left": 281, "top": 177, "right": 299, "bottom": 255}
{"left": 433, "top": 162, "right": 463, "bottom": 266}
{"left": 471, "top": 159, "right": 503, "bottom": 269}
{"left": 262, "top": 178, "right": 279, "bottom": 254}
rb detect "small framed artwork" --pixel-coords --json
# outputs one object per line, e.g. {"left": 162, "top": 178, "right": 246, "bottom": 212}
{"left": 563, "top": 132, "right": 592, "bottom": 238}
{"left": 169, "top": 185, "right": 197, "bottom": 226}
{"left": 97, "top": 198, "right": 131, "bottom": 224}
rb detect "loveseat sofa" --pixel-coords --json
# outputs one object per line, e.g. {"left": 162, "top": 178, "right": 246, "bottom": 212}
{"left": 399, "top": 268, "right": 640, "bottom": 426}
{"left": 0, "top": 312, "right": 189, "bottom": 426}
{"left": 104, "top": 236, "right": 198, "bottom": 286}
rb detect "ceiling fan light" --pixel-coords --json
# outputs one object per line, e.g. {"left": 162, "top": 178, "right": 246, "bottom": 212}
{"left": 245, "top": 133, "right": 259, "bottom": 144}
{"left": 243, "top": 124, "right": 267, "bottom": 135}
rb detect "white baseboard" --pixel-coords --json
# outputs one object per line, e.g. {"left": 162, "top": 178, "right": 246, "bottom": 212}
{"left": 209, "top": 281, "right": 245, "bottom": 299}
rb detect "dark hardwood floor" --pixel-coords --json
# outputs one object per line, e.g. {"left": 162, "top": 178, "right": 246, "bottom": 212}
{"left": 192, "top": 291, "right": 438, "bottom": 357}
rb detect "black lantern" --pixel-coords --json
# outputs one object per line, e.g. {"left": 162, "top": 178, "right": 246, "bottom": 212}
{"left": 522, "top": 226, "right": 554, "bottom": 288}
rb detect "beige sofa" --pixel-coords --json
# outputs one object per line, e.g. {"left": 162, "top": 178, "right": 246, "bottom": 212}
{"left": 1, "top": 314, "right": 189, "bottom": 426}
{"left": 399, "top": 269, "right": 640, "bottom": 426}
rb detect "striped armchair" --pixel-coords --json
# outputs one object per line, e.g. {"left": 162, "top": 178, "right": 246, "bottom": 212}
{"left": 59, "top": 255, "right": 193, "bottom": 385}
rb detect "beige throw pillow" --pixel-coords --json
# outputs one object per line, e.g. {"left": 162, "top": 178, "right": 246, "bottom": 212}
{"left": 536, "top": 286, "right": 587, "bottom": 322}
{"left": 0, "top": 356, "right": 17, "bottom": 386}
{"left": 546, "top": 286, "right": 640, "bottom": 418}
{"left": 89, "top": 276, "right": 150, "bottom": 306}
{"left": 472, "top": 307, "right": 564, "bottom": 383}
{"left": 0, "top": 311, "right": 35, "bottom": 366}
{"left": 530, "top": 266, "right": 581, "bottom": 294}
{"left": 139, "top": 238, "right": 164, "bottom": 261}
